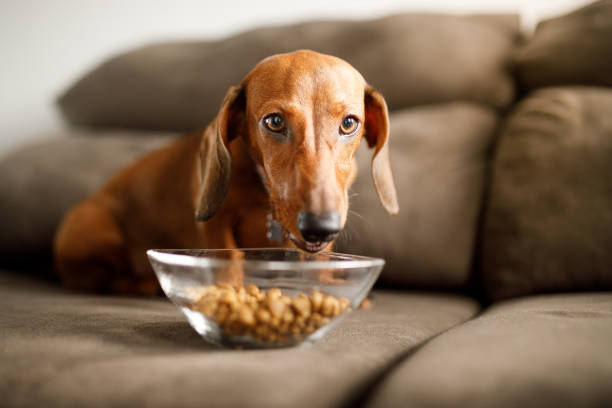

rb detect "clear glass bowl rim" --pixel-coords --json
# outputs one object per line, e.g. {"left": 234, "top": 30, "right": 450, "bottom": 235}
{"left": 147, "top": 248, "right": 385, "bottom": 271}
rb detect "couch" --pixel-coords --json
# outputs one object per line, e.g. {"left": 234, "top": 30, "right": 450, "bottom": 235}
{"left": 1, "top": 2, "right": 611, "bottom": 406}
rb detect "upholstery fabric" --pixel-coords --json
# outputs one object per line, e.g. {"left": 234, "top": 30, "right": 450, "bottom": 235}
{"left": 337, "top": 103, "right": 498, "bottom": 289}
{"left": 367, "top": 292, "right": 612, "bottom": 408}
{"left": 0, "top": 271, "right": 479, "bottom": 408}
{"left": 0, "top": 132, "right": 176, "bottom": 260}
{"left": 57, "top": 14, "right": 519, "bottom": 130}
{"left": 479, "top": 87, "right": 612, "bottom": 301}
{"left": 515, "top": 0, "right": 612, "bottom": 90}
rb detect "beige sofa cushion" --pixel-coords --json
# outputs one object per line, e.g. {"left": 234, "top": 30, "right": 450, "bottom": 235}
{"left": 0, "top": 132, "right": 175, "bottom": 259}
{"left": 2, "top": 104, "right": 497, "bottom": 294}
{"left": 367, "top": 292, "right": 612, "bottom": 408}
{"left": 515, "top": 0, "right": 612, "bottom": 90}
{"left": 337, "top": 102, "right": 498, "bottom": 289}
{"left": 58, "top": 14, "right": 519, "bottom": 131}
{"left": 479, "top": 87, "right": 612, "bottom": 301}
{"left": 0, "top": 271, "right": 479, "bottom": 408}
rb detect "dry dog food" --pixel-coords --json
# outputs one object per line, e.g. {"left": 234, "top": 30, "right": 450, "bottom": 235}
{"left": 191, "top": 284, "right": 351, "bottom": 344}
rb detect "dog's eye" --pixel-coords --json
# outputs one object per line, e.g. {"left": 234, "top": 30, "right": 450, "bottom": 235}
{"left": 340, "top": 116, "right": 359, "bottom": 135}
{"left": 263, "top": 114, "right": 286, "bottom": 133}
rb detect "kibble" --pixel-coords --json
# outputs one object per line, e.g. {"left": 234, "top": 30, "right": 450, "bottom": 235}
{"left": 311, "top": 291, "right": 323, "bottom": 312}
{"left": 321, "top": 295, "right": 339, "bottom": 316}
{"left": 238, "top": 305, "right": 255, "bottom": 326}
{"left": 292, "top": 294, "right": 312, "bottom": 317}
{"left": 191, "top": 285, "right": 351, "bottom": 344}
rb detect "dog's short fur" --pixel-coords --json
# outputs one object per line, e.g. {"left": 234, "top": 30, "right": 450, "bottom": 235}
{"left": 54, "top": 50, "right": 399, "bottom": 295}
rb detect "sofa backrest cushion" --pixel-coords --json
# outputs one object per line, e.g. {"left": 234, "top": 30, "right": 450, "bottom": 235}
{"left": 57, "top": 14, "right": 519, "bottom": 131}
{"left": 0, "top": 132, "right": 175, "bottom": 263}
{"left": 479, "top": 87, "right": 612, "bottom": 301}
{"left": 337, "top": 102, "right": 498, "bottom": 289}
{"left": 515, "top": 0, "right": 612, "bottom": 91}
{"left": 2, "top": 102, "right": 498, "bottom": 292}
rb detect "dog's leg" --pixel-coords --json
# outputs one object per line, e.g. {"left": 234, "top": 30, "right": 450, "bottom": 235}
{"left": 316, "top": 242, "right": 346, "bottom": 284}
{"left": 53, "top": 200, "right": 133, "bottom": 294}
{"left": 201, "top": 223, "right": 244, "bottom": 288}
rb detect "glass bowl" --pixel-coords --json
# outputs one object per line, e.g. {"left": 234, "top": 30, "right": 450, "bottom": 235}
{"left": 147, "top": 248, "right": 383, "bottom": 348}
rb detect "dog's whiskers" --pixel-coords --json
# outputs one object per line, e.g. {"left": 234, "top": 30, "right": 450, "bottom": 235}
{"left": 337, "top": 225, "right": 354, "bottom": 247}
{"left": 348, "top": 209, "right": 366, "bottom": 221}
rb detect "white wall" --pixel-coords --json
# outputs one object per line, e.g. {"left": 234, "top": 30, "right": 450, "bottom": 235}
{"left": 0, "top": 0, "right": 591, "bottom": 154}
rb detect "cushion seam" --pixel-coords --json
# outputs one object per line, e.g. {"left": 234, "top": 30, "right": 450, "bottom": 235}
{"left": 338, "top": 310, "right": 482, "bottom": 408}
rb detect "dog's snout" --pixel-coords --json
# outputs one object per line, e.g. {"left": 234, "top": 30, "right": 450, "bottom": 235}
{"left": 297, "top": 211, "right": 341, "bottom": 243}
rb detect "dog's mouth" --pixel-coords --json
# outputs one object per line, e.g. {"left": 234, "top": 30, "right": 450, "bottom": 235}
{"left": 284, "top": 230, "right": 331, "bottom": 253}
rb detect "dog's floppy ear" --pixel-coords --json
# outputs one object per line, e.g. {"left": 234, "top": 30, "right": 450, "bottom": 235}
{"left": 364, "top": 85, "right": 399, "bottom": 215}
{"left": 195, "top": 85, "right": 246, "bottom": 221}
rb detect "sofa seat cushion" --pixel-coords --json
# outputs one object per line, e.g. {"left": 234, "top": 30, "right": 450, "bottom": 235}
{"left": 367, "top": 292, "right": 612, "bottom": 408}
{"left": 0, "top": 271, "right": 479, "bottom": 408}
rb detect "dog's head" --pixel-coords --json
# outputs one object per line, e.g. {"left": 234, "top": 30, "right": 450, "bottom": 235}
{"left": 195, "top": 50, "right": 398, "bottom": 252}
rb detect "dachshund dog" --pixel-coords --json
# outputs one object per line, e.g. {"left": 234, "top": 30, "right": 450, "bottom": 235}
{"left": 54, "top": 50, "right": 399, "bottom": 295}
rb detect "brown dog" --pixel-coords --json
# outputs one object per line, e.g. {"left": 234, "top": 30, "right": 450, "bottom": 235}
{"left": 54, "top": 50, "right": 399, "bottom": 295}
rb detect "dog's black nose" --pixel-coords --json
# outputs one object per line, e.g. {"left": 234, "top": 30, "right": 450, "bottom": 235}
{"left": 297, "top": 211, "right": 341, "bottom": 243}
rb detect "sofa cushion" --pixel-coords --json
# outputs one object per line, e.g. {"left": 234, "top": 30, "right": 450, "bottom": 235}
{"left": 0, "top": 271, "right": 479, "bottom": 408}
{"left": 366, "top": 293, "right": 612, "bottom": 408}
{"left": 515, "top": 0, "right": 612, "bottom": 90}
{"left": 57, "top": 13, "right": 519, "bottom": 131}
{"left": 0, "top": 132, "right": 176, "bottom": 262}
{"left": 479, "top": 87, "right": 612, "bottom": 301}
{"left": 337, "top": 103, "right": 498, "bottom": 289}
